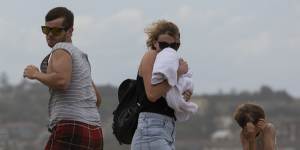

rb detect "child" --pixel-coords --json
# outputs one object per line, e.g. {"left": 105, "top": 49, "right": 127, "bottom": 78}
{"left": 233, "top": 103, "right": 277, "bottom": 150}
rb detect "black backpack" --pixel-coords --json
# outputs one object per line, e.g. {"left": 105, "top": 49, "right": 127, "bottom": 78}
{"left": 112, "top": 78, "right": 143, "bottom": 145}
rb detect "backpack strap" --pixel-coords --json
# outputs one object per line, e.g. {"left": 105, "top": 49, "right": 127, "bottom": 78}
{"left": 135, "top": 74, "right": 143, "bottom": 108}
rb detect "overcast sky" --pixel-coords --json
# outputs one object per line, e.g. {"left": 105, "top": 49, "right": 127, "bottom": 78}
{"left": 0, "top": 0, "right": 299, "bottom": 97}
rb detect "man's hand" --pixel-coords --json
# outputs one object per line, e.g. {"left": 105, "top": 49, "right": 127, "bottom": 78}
{"left": 92, "top": 82, "right": 102, "bottom": 108}
{"left": 24, "top": 65, "right": 40, "bottom": 79}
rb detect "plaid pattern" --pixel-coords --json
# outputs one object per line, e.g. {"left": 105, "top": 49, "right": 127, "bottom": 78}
{"left": 45, "top": 120, "right": 103, "bottom": 150}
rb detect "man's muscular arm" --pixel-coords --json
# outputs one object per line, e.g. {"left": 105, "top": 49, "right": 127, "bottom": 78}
{"left": 24, "top": 49, "right": 72, "bottom": 90}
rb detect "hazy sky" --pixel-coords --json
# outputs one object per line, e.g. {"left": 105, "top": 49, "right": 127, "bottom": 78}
{"left": 0, "top": 0, "right": 299, "bottom": 97}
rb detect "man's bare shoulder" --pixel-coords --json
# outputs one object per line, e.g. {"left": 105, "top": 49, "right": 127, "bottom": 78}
{"left": 52, "top": 48, "right": 71, "bottom": 56}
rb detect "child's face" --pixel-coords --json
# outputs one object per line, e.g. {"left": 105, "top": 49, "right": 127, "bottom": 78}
{"left": 243, "top": 122, "right": 260, "bottom": 138}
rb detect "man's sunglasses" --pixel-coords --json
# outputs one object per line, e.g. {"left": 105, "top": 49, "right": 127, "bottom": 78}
{"left": 158, "top": 42, "right": 180, "bottom": 51}
{"left": 41, "top": 26, "right": 67, "bottom": 36}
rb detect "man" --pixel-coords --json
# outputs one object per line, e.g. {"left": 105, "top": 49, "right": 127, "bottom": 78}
{"left": 23, "top": 7, "right": 103, "bottom": 149}
{"left": 233, "top": 103, "right": 277, "bottom": 150}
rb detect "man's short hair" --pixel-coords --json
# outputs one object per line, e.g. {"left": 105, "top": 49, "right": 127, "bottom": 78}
{"left": 233, "top": 103, "right": 265, "bottom": 128}
{"left": 45, "top": 7, "right": 74, "bottom": 30}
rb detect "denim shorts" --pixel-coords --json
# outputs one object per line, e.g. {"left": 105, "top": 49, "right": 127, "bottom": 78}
{"left": 131, "top": 112, "right": 176, "bottom": 150}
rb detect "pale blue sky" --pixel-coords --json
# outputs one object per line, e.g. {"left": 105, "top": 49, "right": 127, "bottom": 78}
{"left": 0, "top": 0, "right": 299, "bottom": 97}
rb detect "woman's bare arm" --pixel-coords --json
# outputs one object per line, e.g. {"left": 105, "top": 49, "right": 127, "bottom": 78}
{"left": 140, "top": 50, "right": 171, "bottom": 102}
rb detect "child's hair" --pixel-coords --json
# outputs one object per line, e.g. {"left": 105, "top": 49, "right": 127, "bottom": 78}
{"left": 233, "top": 103, "right": 265, "bottom": 128}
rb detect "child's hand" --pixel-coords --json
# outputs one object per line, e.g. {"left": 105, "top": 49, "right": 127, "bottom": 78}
{"left": 244, "top": 122, "right": 256, "bottom": 140}
{"left": 182, "top": 90, "right": 192, "bottom": 101}
{"left": 256, "top": 118, "right": 266, "bottom": 131}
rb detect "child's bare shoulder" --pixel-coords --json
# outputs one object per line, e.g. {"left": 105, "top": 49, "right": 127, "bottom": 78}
{"left": 264, "top": 123, "right": 276, "bottom": 134}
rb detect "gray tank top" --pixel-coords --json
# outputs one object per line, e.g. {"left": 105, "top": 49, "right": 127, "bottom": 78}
{"left": 43, "top": 42, "right": 101, "bottom": 129}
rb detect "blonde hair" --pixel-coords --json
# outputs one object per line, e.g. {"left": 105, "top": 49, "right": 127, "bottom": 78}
{"left": 145, "top": 20, "right": 180, "bottom": 49}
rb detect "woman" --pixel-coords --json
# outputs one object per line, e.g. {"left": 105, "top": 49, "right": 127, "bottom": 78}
{"left": 131, "top": 20, "right": 192, "bottom": 150}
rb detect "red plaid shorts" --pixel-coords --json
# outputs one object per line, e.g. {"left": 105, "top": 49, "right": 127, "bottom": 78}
{"left": 45, "top": 120, "right": 103, "bottom": 150}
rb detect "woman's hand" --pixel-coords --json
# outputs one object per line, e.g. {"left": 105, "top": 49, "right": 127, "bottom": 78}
{"left": 177, "top": 58, "right": 188, "bottom": 76}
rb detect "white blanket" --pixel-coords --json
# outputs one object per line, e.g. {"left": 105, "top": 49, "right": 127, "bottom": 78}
{"left": 152, "top": 48, "right": 198, "bottom": 121}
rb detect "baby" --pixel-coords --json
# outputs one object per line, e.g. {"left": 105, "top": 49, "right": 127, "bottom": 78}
{"left": 151, "top": 47, "right": 198, "bottom": 121}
